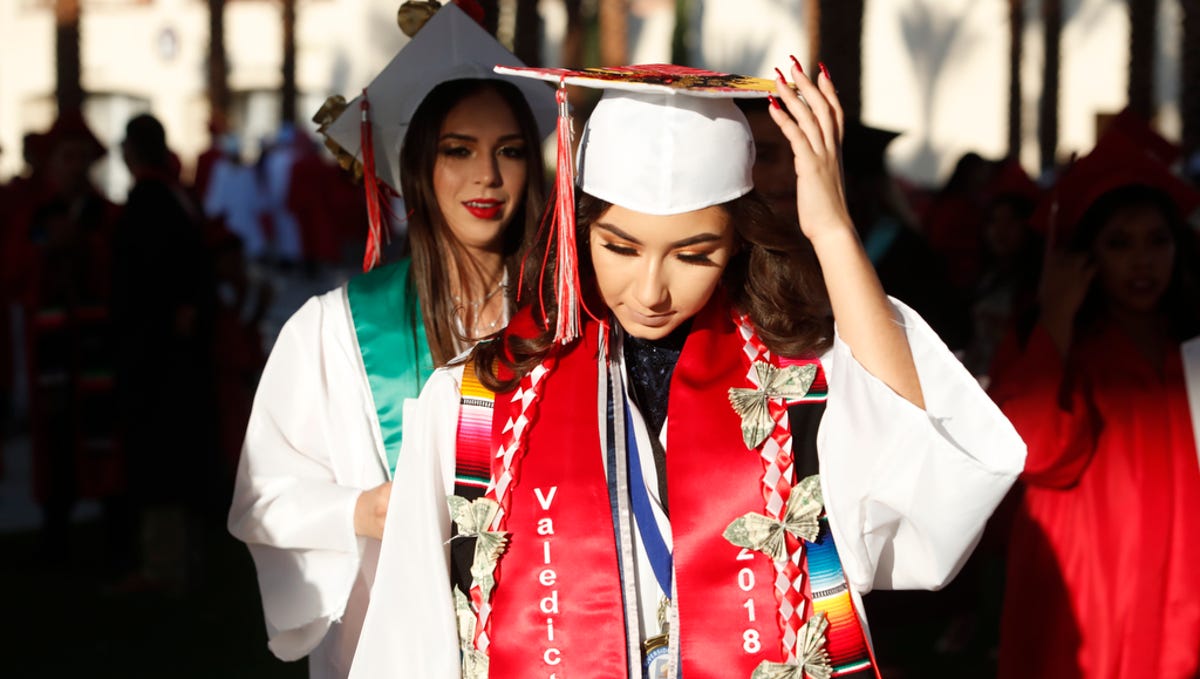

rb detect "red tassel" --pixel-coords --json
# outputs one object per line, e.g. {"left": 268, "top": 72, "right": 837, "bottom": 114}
{"left": 551, "top": 85, "right": 581, "bottom": 344}
{"left": 360, "top": 89, "right": 386, "bottom": 272}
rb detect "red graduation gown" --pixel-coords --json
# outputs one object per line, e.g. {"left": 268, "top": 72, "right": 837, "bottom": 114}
{"left": 991, "top": 322, "right": 1200, "bottom": 678}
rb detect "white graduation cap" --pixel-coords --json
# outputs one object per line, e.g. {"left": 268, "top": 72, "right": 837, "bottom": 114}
{"left": 496, "top": 64, "right": 776, "bottom": 215}
{"left": 493, "top": 64, "right": 781, "bottom": 342}
{"left": 321, "top": 3, "right": 557, "bottom": 196}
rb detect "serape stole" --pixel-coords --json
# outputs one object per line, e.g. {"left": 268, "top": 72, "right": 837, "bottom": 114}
{"left": 454, "top": 358, "right": 494, "bottom": 496}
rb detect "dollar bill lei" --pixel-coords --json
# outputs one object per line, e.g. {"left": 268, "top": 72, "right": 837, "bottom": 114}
{"left": 447, "top": 496, "right": 510, "bottom": 601}
{"left": 750, "top": 612, "right": 833, "bottom": 679}
{"left": 453, "top": 589, "right": 490, "bottom": 679}
{"left": 722, "top": 475, "right": 823, "bottom": 560}
{"left": 728, "top": 362, "right": 818, "bottom": 449}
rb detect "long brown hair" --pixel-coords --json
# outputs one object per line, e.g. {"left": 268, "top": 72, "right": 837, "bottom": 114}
{"left": 476, "top": 190, "right": 833, "bottom": 392}
{"left": 400, "top": 79, "right": 546, "bottom": 365}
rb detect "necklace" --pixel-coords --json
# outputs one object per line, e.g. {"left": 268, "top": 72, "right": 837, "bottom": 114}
{"left": 472, "top": 311, "right": 505, "bottom": 336}
{"left": 453, "top": 277, "right": 505, "bottom": 311}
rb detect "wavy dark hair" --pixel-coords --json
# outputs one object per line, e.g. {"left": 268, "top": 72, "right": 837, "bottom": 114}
{"left": 476, "top": 189, "right": 834, "bottom": 392}
{"left": 400, "top": 79, "right": 546, "bottom": 366}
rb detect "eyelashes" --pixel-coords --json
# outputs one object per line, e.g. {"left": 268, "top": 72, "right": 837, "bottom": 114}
{"left": 600, "top": 242, "right": 717, "bottom": 265}
{"left": 437, "top": 145, "right": 527, "bottom": 159}
{"left": 601, "top": 242, "right": 637, "bottom": 256}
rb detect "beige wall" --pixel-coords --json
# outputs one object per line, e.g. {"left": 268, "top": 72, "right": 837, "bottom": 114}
{"left": 0, "top": 0, "right": 407, "bottom": 198}
{"left": 0, "top": 0, "right": 1185, "bottom": 195}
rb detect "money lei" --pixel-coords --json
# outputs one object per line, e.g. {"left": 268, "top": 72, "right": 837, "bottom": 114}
{"left": 722, "top": 475, "right": 824, "bottom": 561}
{"left": 453, "top": 589, "right": 490, "bottom": 679}
{"left": 447, "top": 496, "right": 510, "bottom": 601}
{"left": 728, "top": 362, "right": 818, "bottom": 449}
{"left": 750, "top": 613, "right": 833, "bottom": 679}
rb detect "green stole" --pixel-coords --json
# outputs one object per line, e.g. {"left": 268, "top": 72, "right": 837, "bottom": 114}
{"left": 346, "top": 259, "right": 435, "bottom": 477}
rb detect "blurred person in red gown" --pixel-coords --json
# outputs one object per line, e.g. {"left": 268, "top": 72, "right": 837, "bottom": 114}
{"left": 10, "top": 113, "right": 123, "bottom": 565}
{"left": 990, "top": 125, "right": 1200, "bottom": 678}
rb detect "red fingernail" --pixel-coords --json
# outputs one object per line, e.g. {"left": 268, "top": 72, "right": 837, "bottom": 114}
{"left": 789, "top": 55, "right": 804, "bottom": 74}
{"left": 767, "top": 94, "right": 781, "bottom": 110}
{"left": 819, "top": 62, "right": 832, "bottom": 81}
{"left": 774, "top": 67, "right": 787, "bottom": 83}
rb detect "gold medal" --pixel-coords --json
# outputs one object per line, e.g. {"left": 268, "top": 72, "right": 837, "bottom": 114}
{"left": 642, "top": 633, "right": 670, "bottom": 679}
{"left": 642, "top": 596, "right": 671, "bottom": 679}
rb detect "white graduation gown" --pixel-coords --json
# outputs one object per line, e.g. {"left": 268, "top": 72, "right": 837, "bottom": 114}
{"left": 229, "top": 287, "right": 401, "bottom": 679}
{"left": 349, "top": 300, "right": 1027, "bottom": 678}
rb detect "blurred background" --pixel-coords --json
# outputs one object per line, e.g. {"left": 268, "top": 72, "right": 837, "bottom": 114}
{"left": 0, "top": 1, "right": 1197, "bottom": 677}
{"left": 2, "top": 0, "right": 1197, "bottom": 194}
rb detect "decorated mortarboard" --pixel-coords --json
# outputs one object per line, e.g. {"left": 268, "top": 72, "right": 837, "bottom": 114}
{"left": 495, "top": 63, "right": 786, "bottom": 344}
{"left": 1032, "top": 129, "right": 1200, "bottom": 243}
{"left": 314, "top": 1, "right": 556, "bottom": 271}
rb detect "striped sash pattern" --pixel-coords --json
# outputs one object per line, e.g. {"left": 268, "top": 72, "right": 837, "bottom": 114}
{"left": 808, "top": 516, "right": 874, "bottom": 676}
{"left": 454, "top": 359, "right": 494, "bottom": 493}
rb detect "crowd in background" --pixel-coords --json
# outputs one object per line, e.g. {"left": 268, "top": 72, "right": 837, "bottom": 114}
{"left": 0, "top": 110, "right": 365, "bottom": 593}
{"left": 0, "top": 102, "right": 1197, "bottom": 676}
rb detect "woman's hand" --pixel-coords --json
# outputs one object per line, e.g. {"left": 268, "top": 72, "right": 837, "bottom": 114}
{"left": 766, "top": 57, "right": 925, "bottom": 409}
{"left": 767, "top": 58, "right": 853, "bottom": 245}
{"left": 354, "top": 481, "right": 392, "bottom": 540}
{"left": 1038, "top": 251, "right": 1095, "bottom": 356}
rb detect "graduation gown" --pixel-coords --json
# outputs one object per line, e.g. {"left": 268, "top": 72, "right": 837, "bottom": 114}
{"left": 992, "top": 323, "right": 1200, "bottom": 678}
{"left": 229, "top": 260, "right": 433, "bottom": 679}
{"left": 348, "top": 299, "right": 1026, "bottom": 678}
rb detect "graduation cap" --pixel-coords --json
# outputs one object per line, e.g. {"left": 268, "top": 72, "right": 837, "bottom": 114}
{"left": 497, "top": 63, "right": 779, "bottom": 342}
{"left": 1096, "top": 108, "right": 1179, "bottom": 166}
{"left": 1032, "top": 129, "right": 1200, "bottom": 243}
{"left": 841, "top": 121, "right": 900, "bottom": 179}
{"left": 985, "top": 158, "right": 1041, "bottom": 208}
{"left": 43, "top": 110, "right": 106, "bottom": 163}
{"left": 316, "top": 2, "right": 556, "bottom": 269}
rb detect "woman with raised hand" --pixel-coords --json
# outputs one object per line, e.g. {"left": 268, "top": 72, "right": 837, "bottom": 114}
{"left": 226, "top": 4, "right": 554, "bottom": 678}
{"left": 991, "top": 127, "right": 1200, "bottom": 679}
{"left": 352, "top": 59, "right": 1024, "bottom": 679}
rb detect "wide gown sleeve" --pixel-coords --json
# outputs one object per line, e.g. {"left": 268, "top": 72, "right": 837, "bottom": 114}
{"left": 818, "top": 299, "right": 1026, "bottom": 594}
{"left": 228, "top": 291, "right": 386, "bottom": 661}
{"left": 349, "top": 367, "right": 463, "bottom": 679}
{"left": 988, "top": 324, "right": 1099, "bottom": 488}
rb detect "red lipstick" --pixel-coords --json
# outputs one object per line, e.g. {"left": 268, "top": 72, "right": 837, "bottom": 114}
{"left": 463, "top": 199, "right": 504, "bottom": 220}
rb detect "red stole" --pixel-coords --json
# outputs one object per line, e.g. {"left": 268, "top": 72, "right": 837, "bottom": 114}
{"left": 485, "top": 299, "right": 786, "bottom": 678}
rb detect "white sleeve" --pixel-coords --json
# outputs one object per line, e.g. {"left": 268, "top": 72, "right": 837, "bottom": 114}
{"left": 817, "top": 298, "right": 1026, "bottom": 593}
{"left": 350, "top": 366, "right": 463, "bottom": 679}
{"left": 228, "top": 290, "right": 386, "bottom": 661}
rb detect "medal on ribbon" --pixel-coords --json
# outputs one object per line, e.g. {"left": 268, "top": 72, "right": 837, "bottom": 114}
{"left": 750, "top": 612, "right": 833, "bottom": 679}
{"left": 447, "top": 495, "right": 510, "bottom": 600}
{"left": 722, "top": 475, "right": 824, "bottom": 560}
{"left": 728, "top": 362, "right": 818, "bottom": 449}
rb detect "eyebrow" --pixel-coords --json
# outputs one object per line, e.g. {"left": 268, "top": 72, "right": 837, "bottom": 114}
{"left": 438, "top": 133, "right": 525, "bottom": 143}
{"left": 594, "top": 222, "right": 723, "bottom": 249}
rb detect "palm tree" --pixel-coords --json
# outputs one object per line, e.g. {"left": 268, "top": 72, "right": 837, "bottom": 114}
{"left": 281, "top": 0, "right": 297, "bottom": 125}
{"left": 515, "top": 0, "right": 541, "bottom": 66}
{"left": 1008, "top": 0, "right": 1024, "bottom": 158}
{"left": 208, "top": 0, "right": 230, "bottom": 125}
{"left": 1039, "top": 0, "right": 1061, "bottom": 172}
{"left": 1127, "top": 0, "right": 1156, "bottom": 120}
{"left": 807, "top": 0, "right": 822, "bottom": 71}
{"left": 55, "top": 0, "right": 83, "bottom": 114}
{"left": 815, "top": 0, "right": 864, "bottom": 121}
{"left": 1183, "top": 0, "right": 1200, "bottom": 158}
{"left": 599, "top": 0, "right": 628, "bottom": 66}
{"left": 562, "top": 0, "right": 585, "bottom": 68}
